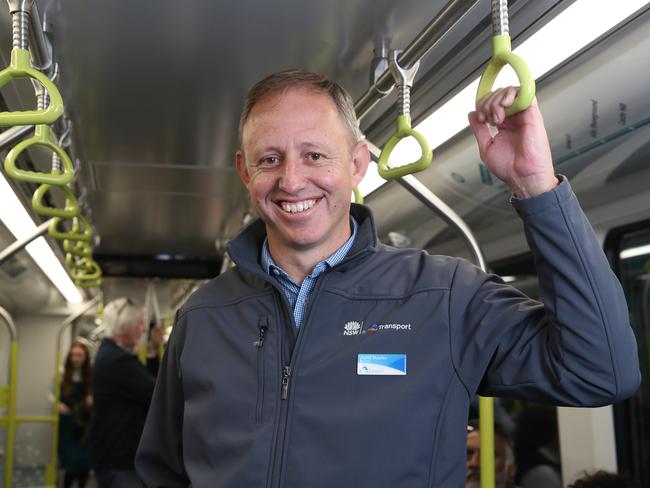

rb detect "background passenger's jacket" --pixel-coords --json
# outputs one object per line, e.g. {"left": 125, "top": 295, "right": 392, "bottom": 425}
{"left": 136, "top": 177, "right": 640, "bottom": 488}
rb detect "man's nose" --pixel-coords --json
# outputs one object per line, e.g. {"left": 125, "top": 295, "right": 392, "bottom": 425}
{"left": 278, "top": 157, "right": 307, "bottom": 193}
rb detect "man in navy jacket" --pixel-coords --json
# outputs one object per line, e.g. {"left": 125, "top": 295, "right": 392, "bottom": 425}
{"left": 135, "top": 70, "right": 640, "bottom": 487}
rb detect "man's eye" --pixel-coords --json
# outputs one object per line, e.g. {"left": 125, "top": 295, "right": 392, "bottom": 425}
{"left": 307, "top": 152, "right": 322, "bottom": 161}
{"left": 258, "top": 156, "right": 279, "bottom": 166}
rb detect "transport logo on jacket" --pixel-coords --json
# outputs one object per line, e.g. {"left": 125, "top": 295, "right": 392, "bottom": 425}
{"left": 343, "top": 321, "right": 412, "bottom": 335}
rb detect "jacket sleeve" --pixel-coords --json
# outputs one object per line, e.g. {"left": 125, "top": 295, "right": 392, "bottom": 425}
{"left": 450, "top": 176, "right": 641, "bottom": 406}
{"left": 136, "top": 312, "right": 190, "bottom": 487}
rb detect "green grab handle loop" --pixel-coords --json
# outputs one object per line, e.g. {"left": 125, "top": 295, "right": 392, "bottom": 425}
{"left": 4, "top": 125, "right": 75, "bottom": 185}
{"left": 0, "top": 48, "right": 64, "bottom": 126}
{"left": 377, "top": 115, "right": 432, "bottom": 180}
{"left": 48, "top": 214, "right": 92, "bottom": 241}
{"left": 75, "top": 278, "right": 102, "bottom": 289}
{"left": 476, "top": 35, "right": 536, "bottom": 117}
{"left": 353, "top": 187, "right": 363, "bottom": 204}
{"left": 32, "top": 184, "right": 79, "bottom": 218}
{"left": 63, "top": 239, "right": 92, "bottom": 257}
{"left": 70, "top": 258, "right": 102, "bottom": 281}
{"left": 66, "top": 253, "right": 92, "bottom": 272}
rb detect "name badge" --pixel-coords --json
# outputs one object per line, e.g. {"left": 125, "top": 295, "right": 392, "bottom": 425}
{"left": 357, "top": 354, "right": 407, "bottom": 376}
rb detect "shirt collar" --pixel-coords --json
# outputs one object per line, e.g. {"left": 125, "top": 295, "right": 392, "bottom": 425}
{"left": 261, "top": 217, "right": 358, "bottom": 280}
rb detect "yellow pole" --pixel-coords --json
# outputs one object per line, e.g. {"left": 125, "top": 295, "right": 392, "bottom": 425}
{"left": 5, "top": 341, "right": 18, "bottom": 488}
{"left": 479, "top": 396, "right": 495, "bottom": 488}
{"left": 45, "top": 348, "right": 62, "bottom": 485}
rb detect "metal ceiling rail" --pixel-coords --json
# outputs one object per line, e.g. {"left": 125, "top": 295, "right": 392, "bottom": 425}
{"left": 0, "top": 123, "right": 33, "bottom": 148}
{"left": 354, "top": 0, "right": 482, "bottom": 120}
{"left": 0, "top": 217, "right": 53, "bottom": 264}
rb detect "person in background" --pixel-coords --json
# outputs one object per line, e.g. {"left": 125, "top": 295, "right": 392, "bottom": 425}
{"left": 92, "top": 297, "right": 155, "bottom": 488}
{"left": 568, "top": 470, "right": 640, "bottom": 488}
{"left": 466, "top": 419, "right": 517, "bottom": 488}
{"left": 514, "top": 404, "right": 562, "bottom": 488}
{"left": 58, "top": 340, "right": 93, "bottom": 488}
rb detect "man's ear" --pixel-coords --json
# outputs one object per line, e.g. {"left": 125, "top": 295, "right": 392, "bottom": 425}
{"left": 351, "top": 141, "right": 370, "bottom": 187}
{"left": 236, "top": 150, "right": 251, "bottom": 186}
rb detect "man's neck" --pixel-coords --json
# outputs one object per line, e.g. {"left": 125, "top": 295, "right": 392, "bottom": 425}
{"left": 111, "top": 335, "right": 135, "bottom": 353}
{"left": 268, "top": 235, "right": 350, "bottom": 284}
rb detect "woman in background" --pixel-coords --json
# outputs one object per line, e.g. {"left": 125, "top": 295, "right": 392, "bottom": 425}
{"left": 58, "top": 340, "right": 93, "bottom": 488}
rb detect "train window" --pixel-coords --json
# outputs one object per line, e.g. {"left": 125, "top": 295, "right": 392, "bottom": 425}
{"left": 606, "top": 223, "right": 650, "bottom": 486}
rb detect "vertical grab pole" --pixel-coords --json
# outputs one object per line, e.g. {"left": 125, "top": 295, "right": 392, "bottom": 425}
{"left": 0, "top": 306, "right": 17, "bottom": 488}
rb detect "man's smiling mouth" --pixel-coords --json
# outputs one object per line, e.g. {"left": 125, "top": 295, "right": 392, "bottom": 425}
{"left": 280, "top": 199, "right": 317, "bottom": 214}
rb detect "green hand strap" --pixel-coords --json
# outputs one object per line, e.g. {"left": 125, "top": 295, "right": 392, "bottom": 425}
{"left": 377, "top": 115, "right": 432, "bottom": 180}
{"left": 75, "top": 278, "right": 103, "bottom": 289}
{"left": 476, "top": 35, "right": 535, "bottom": 116}
{"left": 63, "top": 239, "right": 92, "bottom": 258}
{"left": 49, "top": 214, "right": 92, "bottom": 241}
{"left": 353, "top": 187, "right": 363, "bottom": 204}
{"left": 69, "top": 257, "right": 102, "bottom": 281}
{"left": 0, "top": 48, "right": 64, "bottom": 126}
{"left": 32, "top": 185, "right": 79, "bottom": 218}
{"left": 4, "top": 125, "right": 75, "bottom": 185}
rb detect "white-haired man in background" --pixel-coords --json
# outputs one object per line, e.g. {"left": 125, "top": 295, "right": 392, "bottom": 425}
{"left": 91, "top": 297, "right": 155, "bottom": 488}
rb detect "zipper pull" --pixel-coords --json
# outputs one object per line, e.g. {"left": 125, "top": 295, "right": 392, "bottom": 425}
{"left": 254, "top": 325, "right": 268, "bottom": 348}
{"left": 281, "top": 365, "right": 292, "bottom": 400}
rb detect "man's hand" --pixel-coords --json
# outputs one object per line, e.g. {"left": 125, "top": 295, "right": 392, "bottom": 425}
{"left": 468, "top": 86, "right": 558, "bottom": 198}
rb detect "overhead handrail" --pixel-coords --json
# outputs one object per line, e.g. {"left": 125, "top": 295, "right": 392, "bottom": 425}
{"left": 0, "top": 217, "right": 53, "bottom": 264}
{"left": 377, "top": 51, "right": 432, "bottom": 180}
{"left": 0, "top": 0, "right": 63, "bottom": 126}
{"left": 4, "top": 91, "right": 75, "bottom": 185}
{"left": 49, "top": 214, "right": 92, "bottom": 241}
{"left": 354, "top": 0, "right": 482, "bottom": 120}
{"left": 0, "top": 306, "right": 18, "bottom": 488}
{"left": 367, "top": 140, "right": 494, "bottom": 488}
{"left": 476, "top": 0, "right": 535, "bottom": 116}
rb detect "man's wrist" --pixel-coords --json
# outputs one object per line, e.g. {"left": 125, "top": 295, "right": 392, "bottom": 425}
{"left": 511, "top": 174, "right": 559, "bottom": 199}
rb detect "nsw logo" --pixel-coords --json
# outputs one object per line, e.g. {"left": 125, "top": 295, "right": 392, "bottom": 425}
{"left": 343, "top": 321, "right": 363, "bottom": 336}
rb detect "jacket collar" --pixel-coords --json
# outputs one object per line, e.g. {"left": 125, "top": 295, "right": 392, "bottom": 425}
{"left": 227, "top": 203, "right": 378, "bottom": 278}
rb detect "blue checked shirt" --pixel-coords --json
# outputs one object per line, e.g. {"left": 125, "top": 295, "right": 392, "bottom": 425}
{"left": 261, "top": 218, "right": 358, "bottom": 330}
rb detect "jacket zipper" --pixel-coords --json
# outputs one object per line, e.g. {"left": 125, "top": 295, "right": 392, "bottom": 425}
{"left": 271, "top": 273, "right": 331, "bottom": 488}
{"left": 255, "top": 322, "right": 268, "bottom": 424}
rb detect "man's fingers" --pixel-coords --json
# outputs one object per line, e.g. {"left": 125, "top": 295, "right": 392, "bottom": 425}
{"left": 468, "top": 111, "right": 493, "bottom": 158}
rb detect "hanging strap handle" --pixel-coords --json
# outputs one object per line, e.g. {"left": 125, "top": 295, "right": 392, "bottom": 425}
{"left": 0, "top": 1, "right": 63, "bottom": 126}
{"left": 63, "top": 239, "right": 92, "bottom": 258}
{"left": 377, "top": 51, "right": 432, "bottom": 180}
{"left": 48, "top": 214, "right": 92, "bottom": 241}
{"left": 4, "top": 124, "right": 75, "bottom": 185}
{"left": 32, "top": 184, "right": 79, "bottom": 218}
{"left": 352, "top": 187, "right": 363, "bottom": 204}
{"left": 69, "top": 257, "right": 102, "bottom": 281}
{"left": 476, "top": 0, "right": 535, "bottom": 116}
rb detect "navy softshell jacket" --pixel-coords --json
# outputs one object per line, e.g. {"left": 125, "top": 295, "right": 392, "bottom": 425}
{"left": 136, "top": 177, "right": 640, "bottom": 487}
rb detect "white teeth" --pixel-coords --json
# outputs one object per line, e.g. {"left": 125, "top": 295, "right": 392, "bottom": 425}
{"left": 281, "top": 199, "right": 316, "bottom": 213}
